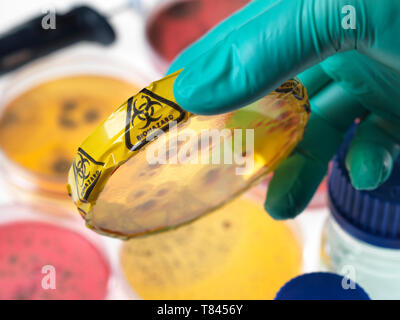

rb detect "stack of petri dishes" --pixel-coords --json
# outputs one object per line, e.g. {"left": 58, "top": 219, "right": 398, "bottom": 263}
{"left": 0, "top": 0, "right": 311, "bottom": 300}
{"left": 0, "top": 50, "right": 147, "bottom": 300}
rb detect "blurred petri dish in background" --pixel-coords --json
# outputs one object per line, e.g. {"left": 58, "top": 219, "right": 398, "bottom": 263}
{"left": 0, "top": 203, "right": 110, "bottom": 300}
{"left": 145, "top": 0, "right": 250, "bottom": 72}
{"left": 0, "top": 53, "right": 144, "bottom": 202}
{"left": 120, "top": 197, "right": 302, "bottom": 300}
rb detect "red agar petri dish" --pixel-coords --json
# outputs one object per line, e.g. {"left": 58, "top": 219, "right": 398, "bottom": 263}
{"left": 0, "top": 221, "right": 110, "bottom": 300}
{"left": 146, "top": 0, "right": 250, "bottom": 68}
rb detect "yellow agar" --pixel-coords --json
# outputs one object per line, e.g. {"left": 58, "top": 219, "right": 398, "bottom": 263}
{"left": 120, "top": 197, "right": 302, "bottom": 300}
{"left": 0, "top": 75, "right": 138, "bottom": 183}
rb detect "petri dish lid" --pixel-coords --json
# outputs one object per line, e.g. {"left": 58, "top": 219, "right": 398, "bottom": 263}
{"left": 67, "top": 70, "right": 310, "bottom": 238}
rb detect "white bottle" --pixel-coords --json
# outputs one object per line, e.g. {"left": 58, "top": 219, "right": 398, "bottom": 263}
{"left": 321, "top": 135, "right": 400, "bottom": 300}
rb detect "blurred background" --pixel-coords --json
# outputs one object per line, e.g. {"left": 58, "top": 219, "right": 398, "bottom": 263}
{"left": 0, "top": 0, "right": 329, "bottom": 300}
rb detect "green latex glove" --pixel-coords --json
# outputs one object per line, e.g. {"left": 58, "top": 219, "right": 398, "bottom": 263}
{"left": 167, "top": 0, "right": 400, "bottom": 219}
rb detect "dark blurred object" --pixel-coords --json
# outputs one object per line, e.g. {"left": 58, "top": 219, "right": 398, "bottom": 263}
{"left": 0, "top": 5, "right": 115, "bottom": 75}
{"left": 275, "top": 272, "right": 370, "bottom": 300}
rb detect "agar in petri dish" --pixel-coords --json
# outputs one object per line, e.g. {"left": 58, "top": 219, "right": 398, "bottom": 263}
{"left": 0, "top": 221, "right": 110, "bottom": 300}
{"left": 120, "top": 197, "right": 302, "bottom": 300}
{"left": 0, "top": 75, "right": 139, "bottom": 196}
{"left": 146, "top": 0, "right": 250, "bottom": 63}
{"left": 88, "top": 83, "right": 309, "bottom": 237}
{"left": 67, "top": 72, "right": 309, "bottom": 238}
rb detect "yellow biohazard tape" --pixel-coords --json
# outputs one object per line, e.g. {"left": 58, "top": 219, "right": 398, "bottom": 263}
{"left": 67, "top": 71, "right": 191, "bottom": 217}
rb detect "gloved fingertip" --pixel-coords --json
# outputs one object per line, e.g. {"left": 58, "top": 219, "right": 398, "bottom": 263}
{"left": 264, "top": 152, "right": 326, "bottom": 220}
{"left": 172, "top": 44, "right": 230, "bottom": 115}
{"left": 173, "top": 37, "right": 262, "bottom": 115}
{"left": 264, "top": 193, "right": 303, "bottom": 220}
{"left": 346, "top": 143, "right": 392, "bottom": 190}
{"left": 173, "top": 72, "right": 203, "bottom": 114}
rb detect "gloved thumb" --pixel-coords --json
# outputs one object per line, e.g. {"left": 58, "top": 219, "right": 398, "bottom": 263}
{"left": 173, "top": 0, "right": 367, "bottom": 115}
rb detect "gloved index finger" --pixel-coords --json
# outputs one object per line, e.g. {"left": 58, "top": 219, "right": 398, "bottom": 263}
{"left": 173, "top": 0, "right": 367, "bottom": 115}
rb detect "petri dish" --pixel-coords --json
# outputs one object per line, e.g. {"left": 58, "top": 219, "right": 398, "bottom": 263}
{"left": 0, "top": 53, "right": 144, "bottom": 200}
{"left": 120, "top": 196, "right": 302, "bottom": 300}
{"left": 145, "top": 0, "right": 250, "bottom": 72}
{"left": 0, "top": 203, "right": 110, "bottom": 300}
{"left": 68, "top": 72, "right": 310, "bottom": 238}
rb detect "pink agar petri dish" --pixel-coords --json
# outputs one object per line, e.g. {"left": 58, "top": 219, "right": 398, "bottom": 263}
{"left": 0, "top": 217, "right": 110, "bottom": 300}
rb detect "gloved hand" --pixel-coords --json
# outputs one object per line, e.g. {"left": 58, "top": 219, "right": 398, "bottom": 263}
{"left": 167, "top": 0, "right": 400, "bottom": 219}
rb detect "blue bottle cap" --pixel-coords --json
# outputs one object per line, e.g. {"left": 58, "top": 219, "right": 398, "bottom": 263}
{"left": 328, "top": 126, "right": 400, "bottom": 249}
{"left": 275, "top": 272, "right": 370, "bottom": 300}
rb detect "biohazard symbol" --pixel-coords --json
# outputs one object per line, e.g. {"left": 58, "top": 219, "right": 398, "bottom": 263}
{"left": 131, "top": 95, "right": 162, "bottom": 129}
{"left": 275, "top": 79, "right": 305, "bottom": 100}
{"left": 124, "top": 89, "right": 187, "bottom": 151}
{"left": 75, "top": 153, "right": 90, "bottom": 188}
